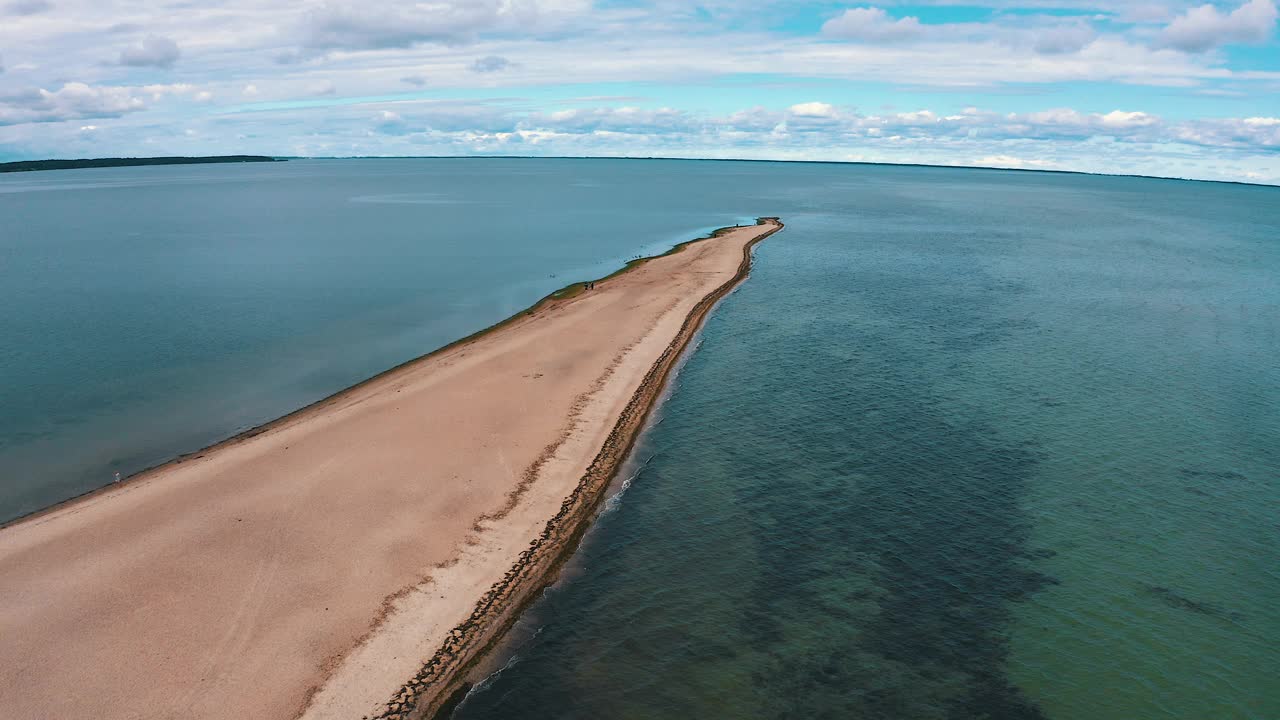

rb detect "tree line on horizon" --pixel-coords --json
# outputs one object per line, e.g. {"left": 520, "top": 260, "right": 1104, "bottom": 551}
{"left": 0, "top": 156, "right": 280, "bottom": 173}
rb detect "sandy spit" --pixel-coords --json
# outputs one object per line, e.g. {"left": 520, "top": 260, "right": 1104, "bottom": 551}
{"left": 0, "top": 217, "right": 782, "bottom": 720}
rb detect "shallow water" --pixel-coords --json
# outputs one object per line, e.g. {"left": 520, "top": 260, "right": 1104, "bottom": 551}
{"left": 3, "top": 159, "right": 1277, "bottom": 718}
{"left": 0, "top": 158, "right": 747, "bottom": 519}
{"left": 447, "top": 164, "right": 1279, "bottom": 719}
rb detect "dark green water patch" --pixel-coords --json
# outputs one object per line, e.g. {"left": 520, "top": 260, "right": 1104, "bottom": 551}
{"left": 722, "top": 223, "right": 1056, "bottom": 719}
{"left": 449, "top": 171, "right": 1279, "bottom": 720}
{"left": 453, "top": 209, "right": 1061, "bottom": 719}
{"left": 1142, "top": 585, "right": 1246, "bottom": 624}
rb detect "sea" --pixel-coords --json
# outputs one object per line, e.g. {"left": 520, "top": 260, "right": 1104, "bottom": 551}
{"left": 1, "top": 158, "right": 1276, "bottom": 719}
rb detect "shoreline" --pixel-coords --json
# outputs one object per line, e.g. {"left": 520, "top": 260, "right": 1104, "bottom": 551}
{"left": 1, "top": 219, "right": 773, "bottom": 532}
{"left": 429, "top": 249, "right": 746, "bottom": 718}
{"left": 365, "top": 217, "right": 783, "bottom": 720}
{"left": 0, "top": 216, "right": 783, "bottom": 720}
{"left": 0, "top": 156, "right": 280, "bottom": 174}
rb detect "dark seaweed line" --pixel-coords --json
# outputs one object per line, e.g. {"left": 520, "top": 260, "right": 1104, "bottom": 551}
{"left": 363, "top": 217, "right": 784, "bottom": 720}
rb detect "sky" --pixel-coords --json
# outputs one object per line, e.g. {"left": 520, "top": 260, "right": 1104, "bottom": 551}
{"left": 0, "top": 0, "right": 1278, "bottom": 183}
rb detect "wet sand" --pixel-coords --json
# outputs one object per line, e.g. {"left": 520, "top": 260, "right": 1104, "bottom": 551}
{"left": 0, "top": 218, "right": 782, "bottom": 720}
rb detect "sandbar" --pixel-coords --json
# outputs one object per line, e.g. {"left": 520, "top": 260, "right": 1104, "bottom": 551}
{"left": 0, "top": 217, "right": 782, "bottom": 720}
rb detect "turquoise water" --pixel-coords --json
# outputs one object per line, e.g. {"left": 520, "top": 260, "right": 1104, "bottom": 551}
{"left": 447, "top": 165, "right": 1279, "bottom": 719}
{"left": 0, "top": 159, "right": 748, "bottom": 519}
{"left": 2, "top": 160, "right": 1277, "bottom": 717}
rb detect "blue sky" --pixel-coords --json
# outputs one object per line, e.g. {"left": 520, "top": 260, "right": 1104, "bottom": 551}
{"left": 0, "top": 0, "right": 1277, "bottom": 183}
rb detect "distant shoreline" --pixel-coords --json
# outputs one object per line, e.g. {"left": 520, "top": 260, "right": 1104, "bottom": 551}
{"left": 0, "top": 155, "right": 281, "bottom": 173}
{"left": 1, "top": 154, "right": 1272, "bottom": 188}
{"left": 289, "top": 155, "right": 1280, "bottom": 190}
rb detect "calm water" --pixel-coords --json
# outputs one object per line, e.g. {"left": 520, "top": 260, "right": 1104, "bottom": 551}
{"left": 0, "top": 159, "right": 749, "bottom": 519}
{"left": 3, "top": 159, "right": 1277, "bottom": 718}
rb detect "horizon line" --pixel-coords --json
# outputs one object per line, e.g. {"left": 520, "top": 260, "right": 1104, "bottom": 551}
{"left": 4, "top": 153, "right": 1277, "bottom": 189}
{"left": 273, "top": 154, "right": 1280, "bottom": 190}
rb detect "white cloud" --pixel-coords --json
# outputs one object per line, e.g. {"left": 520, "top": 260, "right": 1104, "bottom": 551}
{"left": 1098, "top": 110, "right": 1159, "bottom": 128}
{"left": 299, "top": 3, "right": 484, "bottom": 51}
{"left": 532, "top": 106, "right": 693, "bottom": 133}
{"left": 1158, "top": 0, "right": 1278, "bottom": 52}
{"left": 0, "top": 0, "right": 1276, "bottom": 183}
{"left": 968, "top": 154, "right": 1057, "bottom": 169}
{"left": 118, "top": 34, "right": 181, "bottom": 68}
{"left": 789, "top": 101, "right": 837, "bottom": 118}
{"left": 1173, "top": 114, "right": 1280, "bottom": 147}
{"left": 894, "top": 109, "right": 940, "bottom": 125}
{"left": 372, "top": 109, "right": 409, "bottom": 134}
{"left": 822, "top": 7, "right": 924, "bottom": 42}
{"left": 296, "top": 0, "right": 588, "bottom": 54}
{"left": 8, "top": 94, "right": 1274, "bottom": 183}
{"left": 818, "top": 8, "right": 1144, "bottom": 59}
{"left": 138, "top": 83, "right": 198, "bottom": 100}
{"left": 0, "top": 82, "right": 146, "bottom": 125}
{"left": 499, "top": 101, "right": 1208, "bottom": 151}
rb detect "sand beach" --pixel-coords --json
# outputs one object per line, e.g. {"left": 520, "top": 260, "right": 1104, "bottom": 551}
{"left": 0, "top": 217, "right": 782, "bottom": 720}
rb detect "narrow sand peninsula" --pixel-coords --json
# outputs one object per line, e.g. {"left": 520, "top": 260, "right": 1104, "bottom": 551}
{"left": 0, "top": 217, "right": 782, "bottom": 720}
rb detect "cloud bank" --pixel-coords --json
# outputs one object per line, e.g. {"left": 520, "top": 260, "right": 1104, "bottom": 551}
{"left": 1159, "top": 0, "right": 1278, "bottom": 52}
{"left": 118, "top": 35, "right": 181, "bottom": 68}
{"left": 0, "top": 0, "right": 1276, "bottom": 183}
